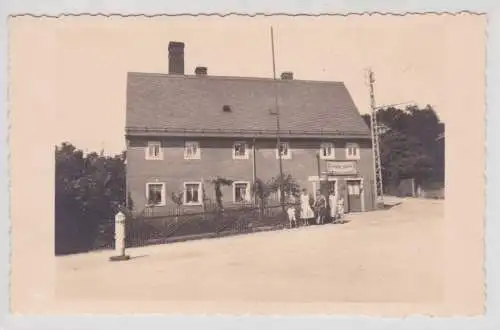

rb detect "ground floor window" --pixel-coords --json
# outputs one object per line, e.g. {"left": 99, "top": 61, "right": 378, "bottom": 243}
{"left": 347, "top": 180, "right": 361, "bottom": 196}
{"left": 146, "top": 182, "right": 166, "bottom": 206}
{"left": 233, "top": 181, "right": 251, "bottom": 203}
{"left": 184, "top": 182, "right": 202, "bottom": 205}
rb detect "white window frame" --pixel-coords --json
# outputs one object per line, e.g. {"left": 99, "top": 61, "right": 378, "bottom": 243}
{"left": 319, "top": 142, "right": 335, "bottom": 160}
{"left": 183, "top": 181, "right": 203, "bottom": 205}
{"left": 276, "top": 141, "right": 292, "bottom": 160}
{"left": 345, "top": 142, "right": 360, "bottom": 160}
{"left": 145, "top": 182, "right": 166, "bottom": 206}
{"left": 145, "top": 141, "right": 163, "bottom": 160}
{"left": 232, "top": 141, "right": 250, "bottom": 160}
{"left": 232, "top": 181, "right": 251, "bottom": 203}
{"left": 184, "top": 141, "right": 201, "bottom": 160}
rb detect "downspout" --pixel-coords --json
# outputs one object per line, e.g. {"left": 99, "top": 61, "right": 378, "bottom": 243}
{"left": 124, "top": 139, "right": 129, "bottom": 211}
{"left": 252, "top": 137, "right": 257, "bottom": 203}
{"left": 316, "top": 152, "right": 321, "bottom": 179}
{"left": 316, "top": 152, "right": 321, "bottom": 200}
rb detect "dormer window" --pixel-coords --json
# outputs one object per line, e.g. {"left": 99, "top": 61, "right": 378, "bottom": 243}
{"left": 222, "top": 105, "right": 232, "bottom": 112}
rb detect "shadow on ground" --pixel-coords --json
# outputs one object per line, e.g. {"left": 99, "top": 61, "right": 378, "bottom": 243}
{"left": 382, "top": 202, "right": 403, "bottom": 210}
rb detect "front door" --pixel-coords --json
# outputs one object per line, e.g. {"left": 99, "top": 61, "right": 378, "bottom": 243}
{"left": 346, "top": 180, "right": 362, "bottom": 213}
{"left": 319, "top": 179, "right": 336, "bottom": 196}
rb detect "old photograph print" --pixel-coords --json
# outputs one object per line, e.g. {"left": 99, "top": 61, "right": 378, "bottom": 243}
{"left": 9, "top": 13, "right": 485, "bottom": 315}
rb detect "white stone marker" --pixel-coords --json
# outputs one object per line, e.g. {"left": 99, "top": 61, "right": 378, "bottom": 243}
{"left": 109, "top": 211, "right": 130, "bottom": 261}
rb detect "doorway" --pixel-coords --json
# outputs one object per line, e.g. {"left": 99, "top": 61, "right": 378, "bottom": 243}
{"left": 346, "top": 179, "right": 363, "bottom": 213}
{"left": 319, "top": 179, "right": 337, "bottom": 196}
{"left": 311, "top": 177, "right": 337, "bottom": 201}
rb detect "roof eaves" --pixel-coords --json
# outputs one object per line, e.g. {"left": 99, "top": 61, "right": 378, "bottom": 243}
{"left": 125, "top": 127, "right": 371, "bottom": 139}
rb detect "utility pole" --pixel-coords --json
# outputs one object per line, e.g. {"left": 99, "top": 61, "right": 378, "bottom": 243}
{"left": 368, "top": 69, "right": 384, "bottom": 207}
{"left": 270, "top": 26, "right": 285, "bottom": 211}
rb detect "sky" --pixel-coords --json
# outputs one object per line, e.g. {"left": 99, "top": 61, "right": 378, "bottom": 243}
{"left": 10, "top": 14, "right": 486, "bottom": 154}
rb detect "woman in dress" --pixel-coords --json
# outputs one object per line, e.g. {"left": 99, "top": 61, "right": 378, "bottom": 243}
{"left": 336, "top": 193, "right": 345, "bottom": 221}
{"left": 328, "top": 189, "right": 338, "bottom": 222}
{"left": 300, "top": 188, "right": 314, "bottom": 226}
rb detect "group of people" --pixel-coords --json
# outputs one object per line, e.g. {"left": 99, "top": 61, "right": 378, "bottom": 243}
{"left": 286, "top": 188, "right": 345, "bottom": 228}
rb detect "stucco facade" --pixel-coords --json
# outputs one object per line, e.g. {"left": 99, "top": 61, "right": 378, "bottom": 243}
{"left": 126, "top": 136, "right": 375, "bottom": 214}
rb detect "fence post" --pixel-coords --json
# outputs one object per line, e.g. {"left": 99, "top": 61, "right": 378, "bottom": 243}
{"left": 109, "top": 211, "right": 131, "bottom": 262}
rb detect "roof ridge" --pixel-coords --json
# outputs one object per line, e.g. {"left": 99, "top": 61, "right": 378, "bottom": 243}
{"left": 127, "top": 71, "right": 346, "bottom": 85}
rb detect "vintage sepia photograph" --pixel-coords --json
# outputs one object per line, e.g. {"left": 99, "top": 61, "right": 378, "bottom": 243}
{"left": 9, "top": 13, "right": 485, "bottom": 315}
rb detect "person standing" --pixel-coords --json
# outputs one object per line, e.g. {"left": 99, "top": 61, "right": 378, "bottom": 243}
{"left": 300, "top": 188, "right": 314, "bottom": 226}
{"left": 315, "top": 190, "right": 327, "bottom": 225}
{"left": 337, "top": 195, "right": 345, "bottom": 221}
{"left": 328, "top": 189, "right": 338, "bottom": 222}
{"left": 287, "top": 195, "right": 298, "bottom": 228}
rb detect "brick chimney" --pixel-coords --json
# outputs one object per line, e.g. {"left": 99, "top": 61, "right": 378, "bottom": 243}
{"left": 168, "top": 41, "right": 185, "bottom": 75}
{"left": 281, "top": 71, "right": 294, "bottom": 80}
{"left": 195, "top": 66, "right": 207, "bottom": 76}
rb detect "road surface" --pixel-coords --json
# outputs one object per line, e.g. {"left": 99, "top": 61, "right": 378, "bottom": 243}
{"left": 55, "top": 197, "right": 444, "bottom": 314}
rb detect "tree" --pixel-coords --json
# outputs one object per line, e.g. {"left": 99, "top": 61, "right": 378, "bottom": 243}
{"left": 362, "top": 105, "right": 445, "bottom": 189}
{"left": 55, "top": 142, "right": 126, "bottom": 254}
{"left": 380, "top": 130, "right": 434, "bottom": 186}
{"left": 251, "top": 173, "right": 300, "bottom": 206}
{"left": 252, "top": 178, "right": 272, "bottom": 205}
{"left": 211, "top": 177, "right": 234, "bottom": 210}
{"left": 268, "top": 173, "right": 301, "bottom": 199}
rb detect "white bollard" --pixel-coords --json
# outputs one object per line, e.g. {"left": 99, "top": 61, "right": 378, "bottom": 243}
{"left": 109, "top": 211, "right": 130, "bottom": 261}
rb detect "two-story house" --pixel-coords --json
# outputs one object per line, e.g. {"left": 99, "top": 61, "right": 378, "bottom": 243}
{"left": 125, "top": 41, "right": 376, "bottom": 214}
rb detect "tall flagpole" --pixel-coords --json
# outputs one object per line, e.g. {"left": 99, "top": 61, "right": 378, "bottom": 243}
{"left": 270, "top": 26, "right": 285, "bottom": 211}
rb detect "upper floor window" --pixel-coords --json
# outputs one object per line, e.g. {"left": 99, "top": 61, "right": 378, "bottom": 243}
{"left": 146, "top": 182, "right": 166, "bottom": 206}
{"left": 233, "top": 181, "right": 251, "bottom": 203}
{"left": 233, "top": 141, "right": 249, "bottom": 159}
{"left": 320, "top": 142, "right": 335, "bottom": 160}
{"left": 145, "top": 141, "right": 163, "bottom": 160}
{"left": 184, "top": 141, "right": 200, "bottom": 160}
{"left": 276, "top": 142, "right": 292, "bottom": 160}
{"left": 183, "top": 182, "right": 202, "bottom": 205}
{"left": 345, "top": 142, "right": 360, "bottom": 160}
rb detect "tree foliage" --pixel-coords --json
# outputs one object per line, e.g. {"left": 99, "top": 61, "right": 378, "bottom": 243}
{"left": 211, "top": 177, "right": 234, "bottom": 209}
{"left": 362, "top": 105, "right": 445, "bottom": 188}
{"left": 252, "top": 173, "right": 300, "bottom": 205}
{"left": 55, "top": 142, "right": 126, "bottom": 255}
{"left": 268, "top": 173, "right": 301, "bottom": 198}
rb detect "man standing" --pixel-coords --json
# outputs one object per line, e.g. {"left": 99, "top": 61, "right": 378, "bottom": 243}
{"left": 315, "top": 190, "right": 327, "bottom": 225}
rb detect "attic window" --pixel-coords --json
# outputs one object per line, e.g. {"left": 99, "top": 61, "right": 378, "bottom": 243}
{"left": 223, "top": 105, "right": 232, "bottom": 113}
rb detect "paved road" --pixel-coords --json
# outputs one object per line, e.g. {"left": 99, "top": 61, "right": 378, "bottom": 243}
{"left": 55, "top": 197, "right": 444, "bottom": 314}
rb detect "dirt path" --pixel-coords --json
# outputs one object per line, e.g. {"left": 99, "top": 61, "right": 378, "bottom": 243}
{"left": 55, "top": 198, "right": 444, "bottom": 313}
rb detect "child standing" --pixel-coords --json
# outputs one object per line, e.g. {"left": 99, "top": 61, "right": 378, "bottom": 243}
{"left": 287, "top": 195, "right": 298, "bottom": 228}
{"left": 287, "top": 204, "right": 297, "bottom": 228}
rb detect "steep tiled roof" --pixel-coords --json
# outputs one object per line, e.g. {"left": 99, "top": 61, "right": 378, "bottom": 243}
{"left": 126, "top": 72, "right": 371, "bottom": 138}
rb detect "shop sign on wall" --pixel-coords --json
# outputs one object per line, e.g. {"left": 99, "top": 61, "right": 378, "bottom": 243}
{"left": 325, "top": 160, "right": 358, "bottom": 175}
